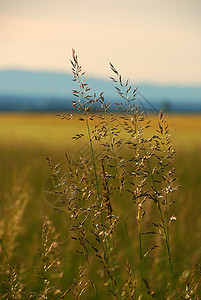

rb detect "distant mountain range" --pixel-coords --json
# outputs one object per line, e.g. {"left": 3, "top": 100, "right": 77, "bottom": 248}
{"left": 0, "top": 69, "right": 201, "bottom": 112}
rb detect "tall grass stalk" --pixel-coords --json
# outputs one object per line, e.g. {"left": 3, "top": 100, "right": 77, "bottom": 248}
{"left": 109, "top": 63, "right": 146, "bottom": 298}
{"left": 110, "top": 64, "right": 179, "bottom": 299}
{"left": 71, "top": 49, "right": 121, "bottom": 298}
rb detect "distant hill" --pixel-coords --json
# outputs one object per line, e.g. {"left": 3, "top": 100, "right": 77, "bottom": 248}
{"left": 0, "top": 69, "right": 201, "bottom": 112}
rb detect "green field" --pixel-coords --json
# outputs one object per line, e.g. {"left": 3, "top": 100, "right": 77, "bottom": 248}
{"left": 0, "top": 113, "right": 201, "bottom": 299}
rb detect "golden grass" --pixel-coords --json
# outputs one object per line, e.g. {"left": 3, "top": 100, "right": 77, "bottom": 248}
{"left": 0, "top": 113, "right": 200, "bottom": 151}
{"left": 0, "top": 112, "right": 201, "bottom": 299}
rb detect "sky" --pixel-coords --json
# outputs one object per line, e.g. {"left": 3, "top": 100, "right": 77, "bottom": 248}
{"left": 0, "top": 0, "right": 201, "bottom": 84}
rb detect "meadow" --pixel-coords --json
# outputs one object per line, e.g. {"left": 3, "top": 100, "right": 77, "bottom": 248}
{"left": 0, "top": 54, "right": 201, "bottom": 299}
{"left": 0, "top": 111, "right": 200, "bottom": 299}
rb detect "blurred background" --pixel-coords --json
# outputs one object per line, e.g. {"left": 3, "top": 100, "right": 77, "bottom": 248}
{"left": 0, "top": 0, "right": 201, "bottom": 112}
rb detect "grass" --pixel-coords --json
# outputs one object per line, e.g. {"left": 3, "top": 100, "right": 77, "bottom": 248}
{"left": 0, "top": 113, "right": 201, "bottom": 298}
{"left": 0, "top": 113, "right": 201, "bottom": 299}
{"left": 0, "top": 54, "right": 201, "bottom": 299}
{"left": 0, "top": 113, "right": 200, "bottom": 150}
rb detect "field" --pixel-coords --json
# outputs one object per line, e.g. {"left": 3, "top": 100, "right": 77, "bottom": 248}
{"left": 0, "top": 112, "right": 201, "bottom": 299}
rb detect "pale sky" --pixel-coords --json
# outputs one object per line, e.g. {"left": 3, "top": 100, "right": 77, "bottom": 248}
{"left": 0, "top": 0, "right": 201, "bottom": 84}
